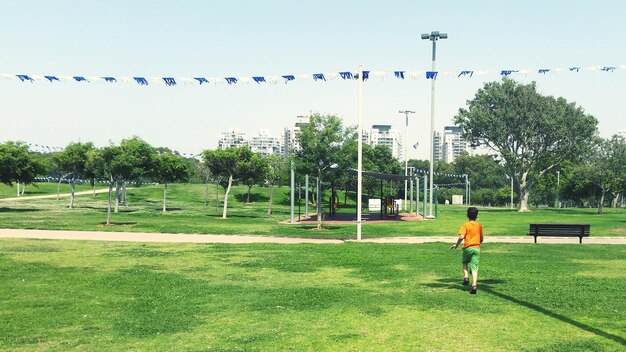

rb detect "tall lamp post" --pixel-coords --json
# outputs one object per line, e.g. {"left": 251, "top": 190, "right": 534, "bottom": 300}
{"left": 421, "top": 30, "right": 447, "bottom": 218}
{"left": 398, "top": 110, "right": 415, "bottom": 211}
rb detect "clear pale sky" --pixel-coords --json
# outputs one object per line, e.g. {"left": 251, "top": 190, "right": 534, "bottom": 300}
{"left": 1, "top": 0, "right": 624, "bottom": 159}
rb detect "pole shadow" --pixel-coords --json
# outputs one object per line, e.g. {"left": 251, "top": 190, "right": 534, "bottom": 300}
{"left": 425, "top": 278, "right": 625, "bottom": 346}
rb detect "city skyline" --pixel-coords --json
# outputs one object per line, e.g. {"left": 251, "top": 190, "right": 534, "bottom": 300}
{"left": 2, "top": 1, "right": 625, "bottom": 159}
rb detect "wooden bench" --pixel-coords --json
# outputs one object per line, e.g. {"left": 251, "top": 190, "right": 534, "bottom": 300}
{"left": 528, "top": 223, "right": 591, "bottom": 243}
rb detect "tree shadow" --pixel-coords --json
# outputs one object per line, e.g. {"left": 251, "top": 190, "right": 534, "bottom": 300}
{"left": 426, "top": 278, "right": 626, "bottom": 346}
{"left": 235, "top": 193, "right": 269, "bottom": 203}
{"left": 0, "top": 207, "right": 41, "bottom": 213}
{"left": 99, "top": 222, "right": 138, "bottom": 226}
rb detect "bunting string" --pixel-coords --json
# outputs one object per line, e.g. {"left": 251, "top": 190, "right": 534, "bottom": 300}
{"left": 2, "top": 64, "right": 623, "bottom": 87}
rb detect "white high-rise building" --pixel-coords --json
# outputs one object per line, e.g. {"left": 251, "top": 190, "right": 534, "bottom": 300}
{"left": 433, "top": 126, "right": 467, "bottom": 163}
{"left": 218, "top": 128, "right": 248, "bottom": 149}
{"left": 364, "top": 124, "right": 403, "bottom": 159}
{"left": 249, "top": 129, "right": 282, "bottom": 156}
{"left": 283, "top": 117, "right": 310, "bottom": 156}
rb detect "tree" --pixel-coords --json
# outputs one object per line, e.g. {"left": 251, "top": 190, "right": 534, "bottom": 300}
{"left": 239, "top": 152, "right": 269, "bottom": 203}
{"left": 0, "top": 141, "right": 45, "bottom": 189}
{"left": 579, "top": 135, "right": 626, "bottom": 213}
{"left": 153, "top": 152, "right": 191, "bottom": 212}
{"left": 295, "top": 114, "right": 348, "bottom": 229}
{"left": 202, "top": 146, "right": 254, "bottom": 219}
{"left": 54, "top": 142, "right": 95, "bottom": 208}
{"left": 265, "top": 154, "right": 288, "bottom": 215}
{"left": 98, "top": 137, "right": 155, "bottom": 225}
{"left": 454, "top": 78, "right": 598, "bottom": 211}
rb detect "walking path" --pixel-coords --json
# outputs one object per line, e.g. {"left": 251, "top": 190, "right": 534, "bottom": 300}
{"left": 0, "top": 188, "right": 111, "bottom": 201}
{"left": 1, "top": 228, "right": 625, "bottom": 244}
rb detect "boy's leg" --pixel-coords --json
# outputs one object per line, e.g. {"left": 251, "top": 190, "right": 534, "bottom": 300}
{"left": 462, "top": 263, "right": 469, "bottom": 284}
{"left": 468, "top": 248, "right": 480, "bottom": 288}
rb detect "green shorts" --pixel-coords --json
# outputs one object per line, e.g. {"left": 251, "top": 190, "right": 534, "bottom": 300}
{"left": 462, "top": 247, "right": 480, "bottom": 273}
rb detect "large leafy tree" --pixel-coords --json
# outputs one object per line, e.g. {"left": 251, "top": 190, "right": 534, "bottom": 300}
{"left": 54, "top": 142, "right": 95, "bottom": 208}
{"left": 295, "top": 114, "right": 348, "bottom": 229}
{"left": 202, "top": 146, "right": 254, "bottom": 219}
{"left": 153, "top": 152, "right": 191, "bottom": 212}
{"left": 239, "top": 152, "right": 269, "bottom": 203}
{"left": 0, "top": 141, "right": 45, "bottom": 189}
{"left": 454, "top": 78, "right": 598, "bottom": 211}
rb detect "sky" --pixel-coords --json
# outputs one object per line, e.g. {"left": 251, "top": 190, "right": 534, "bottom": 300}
{"left": 1, "top": 0, "right": 625, "bottom": 160}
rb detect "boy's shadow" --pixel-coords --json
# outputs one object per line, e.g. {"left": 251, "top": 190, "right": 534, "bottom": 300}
{"left": 425, "top": 278, "right": 625, "bottom": 346}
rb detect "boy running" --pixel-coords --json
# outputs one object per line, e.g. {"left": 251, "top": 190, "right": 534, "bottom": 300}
{"left": 451, "top": 207, "right": 483, "bottom": 294}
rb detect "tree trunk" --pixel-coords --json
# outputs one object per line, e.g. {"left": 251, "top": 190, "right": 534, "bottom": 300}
{"left": 247, "top": 185, "right": 252, "bottom": 203}
{"left": 268, "top": 184, "right": 274, "bottom": 215}
{"left": 518, "top": 171, "right": 531, "bottom": 212}
{"left": 162, "top": 183, "right": 168, "bottom": 213}
{"left": 106, "top": 178, "right": 113, "bottom": 225}
{"left": 92, "top": 179, "right": 96, "bottom": 197}
{"left": 17, "top": 181, "right": 20, "bottom": 197}
{"left": 598, "top": 189, "right": 605, "bottom": 215}
{"left": 57, "top": 179, "right": 61, "bottom": 200}
{"left": 114, "top": 181, "right": 120, "bottom": 213}
{"left": 21, "top": 184, "right": 26, "bottom": 196}
{"left": 122, "top": 182, "right": 127, "bottom": 206}
{"left": 69, "top": 180, "right": 75, "bottom": 209}
{"left": 222, "top": 175, "right": 233, "bottom": 219}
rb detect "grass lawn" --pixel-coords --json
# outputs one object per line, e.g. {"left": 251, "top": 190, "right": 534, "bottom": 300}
{"left": 0, "top": 183, "right": 625, "bottom": 239}
{"left": 0, "top": 238, "right": 624, "bottom": 351}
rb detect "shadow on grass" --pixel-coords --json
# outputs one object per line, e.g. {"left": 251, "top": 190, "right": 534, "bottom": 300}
{"left": 235, "top": 193, "right": 269, "bottom": 203}
{"left": 0, "top": 207, "right": 41, "bottom": 213}
{"left": 99, "top": 222, "right": 138, "bottom": 226}
{"left": 427, "top": 278, "right": 626, "bottom": 346}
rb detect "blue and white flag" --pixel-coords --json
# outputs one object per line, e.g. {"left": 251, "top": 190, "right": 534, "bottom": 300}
{"left": 133, "top": 77, "right": 149, "bottom": 85}
{"left": 426, "top": 71, "right": 438, "bottom": 79}
{"left": 194, "top": 77, "right": 209, "bottom": 85}
{"left": 102, "top": 77, "right": 117, "bottom": 83}
{"left": 538, "top": 69, "right": 550, "bottom": 74}
{"left": 73, "top": 76, "right": 88, "bottom": 82}
{"left": 17, "top": 74, "right": 34, "bottom": 82}
{"left": 394, "top": 71, "right": 405, "bottom": 79}
{"left": 313, "top": 73, "right": 325, "bottom": 81}
{"left": 225, "top": 77, "right": 238, "bottom": 84}
{"left": 339, "top": 71, "right": 354, "bottom": 80}
{"left": 253, "top": 76, "right": 266, "bottom": 83}
{"left": 282, "top": 75, "right": 295, "bottom": 83}
{"left": 44, "top": 76, "right": 60, "bottom": 82}
{"left": 458, "top": 70, "right": 474, "bottom": 78}
{"left": 500, "top": 70, "right": 517, "bottom": 76}
{"left": 162, "top": 77, "right": 176, "bottom": 86}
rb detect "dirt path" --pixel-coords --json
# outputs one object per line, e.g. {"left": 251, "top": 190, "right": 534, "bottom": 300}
{"left": 0, "top": 188, "right": 112, "bottom": 201}
{"left": 1, "top": 228, "right": 625, "bottom": 244}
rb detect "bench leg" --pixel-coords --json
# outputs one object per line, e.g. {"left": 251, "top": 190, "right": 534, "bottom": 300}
{"left": 534, "top": 236, "right": 537, "bottom": 244}
{"left": 579, "top": 237, "right": 583, "bottom": 244}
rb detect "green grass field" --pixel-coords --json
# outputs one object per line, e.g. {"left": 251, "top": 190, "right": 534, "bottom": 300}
{"left": 0, "top": 239, "right": 624, "bottom": 351}
{"left": 0, "top": 183, "right": 624, "bottom": 238}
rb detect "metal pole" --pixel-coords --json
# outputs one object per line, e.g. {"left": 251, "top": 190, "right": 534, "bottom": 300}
{"left": 305, "top": 174, "right": 309, "bottom": 216}
{"left": 357, "top": 65, "right": 364, "bottom": 241}
{"left": 290, "top": 160, "right": 295, "bottom": 224}
{"left": 423, "top": 174, "right": 427, "bottom": 218}
{"left": 428, "top": 39, "right": 437, "bottom": 217}
{"left": 465, "top": 174, "right": 469, "bottom": 205}
{"left": 409, "top": 172, "right": 414, "bottom": 214}
{"left": 416, "top": 175, "right": 420, "bottom": 216}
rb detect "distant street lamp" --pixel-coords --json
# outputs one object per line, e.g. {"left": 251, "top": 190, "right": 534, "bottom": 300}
{"left": 421, "top": 30, "right": 447, "bottom": 218}
{"left": 398, "top": 110, "right": 415, "bottom": 211}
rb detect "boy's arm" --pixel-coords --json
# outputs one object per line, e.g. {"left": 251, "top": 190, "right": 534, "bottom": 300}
{"left": 451, "top": 234, "right": 464, "bottom": 249}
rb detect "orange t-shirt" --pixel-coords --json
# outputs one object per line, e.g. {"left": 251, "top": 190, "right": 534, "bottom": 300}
{"left": 458, "top": 221, "right": 483, "bottom": 249}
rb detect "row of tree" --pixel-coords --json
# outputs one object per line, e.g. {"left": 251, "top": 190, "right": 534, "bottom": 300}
{"left": 2, "top": 78, "right": 624, "bottom": 220}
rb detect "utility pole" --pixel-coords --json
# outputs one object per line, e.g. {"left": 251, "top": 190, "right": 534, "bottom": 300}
{"left": 398, "top": 110, "right": 415, "bottom": 211}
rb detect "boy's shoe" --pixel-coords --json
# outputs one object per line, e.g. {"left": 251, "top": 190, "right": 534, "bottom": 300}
{"left": 470, "top": 286, "right": 477, "bottom": 294}
{"left": 462, "top": 278, "right": 469, "bottom": 285}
